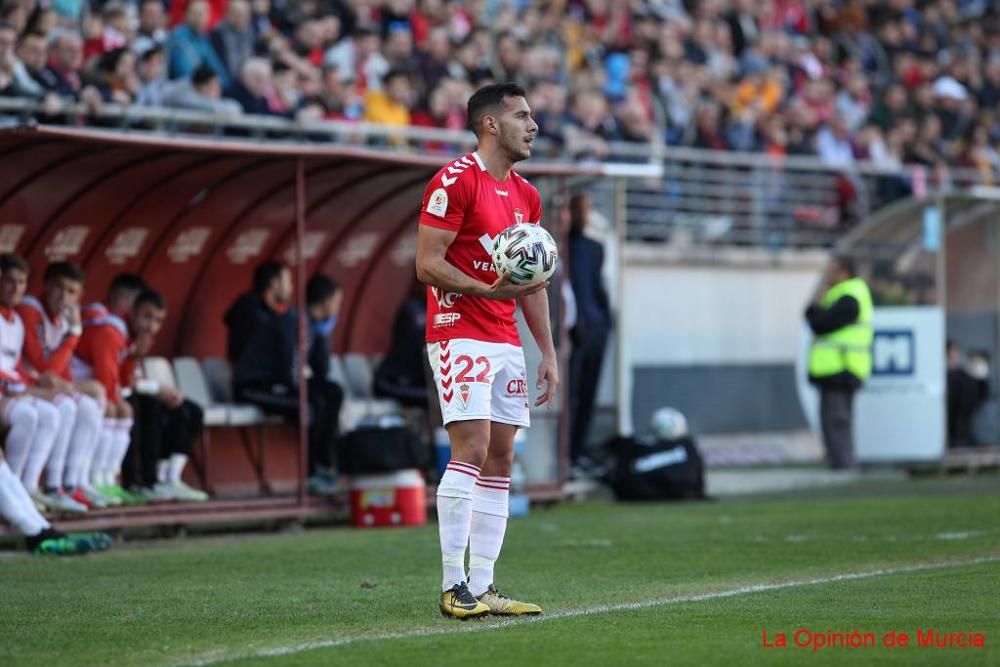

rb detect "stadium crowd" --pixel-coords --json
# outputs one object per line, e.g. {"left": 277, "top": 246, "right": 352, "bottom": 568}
{"left": 0, "top": 0, "right": 998, "bottom": 176}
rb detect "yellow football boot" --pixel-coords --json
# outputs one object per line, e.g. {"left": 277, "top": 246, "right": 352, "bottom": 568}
{"left": 440, "top": 582, "right": 490, "bottom": 620}
{"left": 476, "top": 584, "right": 543, "bottom": 616}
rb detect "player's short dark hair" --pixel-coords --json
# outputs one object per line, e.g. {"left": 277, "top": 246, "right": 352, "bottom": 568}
{"left": 134, "top": 288, "right": 166, "bottom": 310}
{"left": 306, "top": 273, "right": 340, "bottom": 307}
{"left": 109, "top": 273, "right": 146, "bottom": 299}
{"left": 44, "top": 261, "right": 85, "bottom": 284}
{"left": 467, "top": 82, "right": 527, "bottom": 137}
{"left": 253, "top": 261, "right": 287, "bottom": 295}
{"left": 0, "top": 253, "right": 29, "bottom": 275}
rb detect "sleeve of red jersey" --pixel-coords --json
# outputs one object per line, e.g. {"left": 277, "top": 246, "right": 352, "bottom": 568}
{"left": 418, "top": 166, "right": 470, "bottom": 231}
{"left": 15, "top": 305, "right": 47, "bottom": 375}
{"left": 120, "top": 355, "right": 137, "bottom": 391}
{"left": 46, "top": 331, "right": 79, "bottom": 379}
{"left": 529, "top": 183, "right": 543, "bottom": 224}
{"left": 89, "top": 327, "right": 123, "bottom": 400}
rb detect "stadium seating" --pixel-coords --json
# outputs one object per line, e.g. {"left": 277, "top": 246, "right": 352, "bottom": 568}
{"left": 330, "top": 354, "right": 401, "bottom": 431}
{"left": 342, "top": 353, "right": 375, "bottom": 399}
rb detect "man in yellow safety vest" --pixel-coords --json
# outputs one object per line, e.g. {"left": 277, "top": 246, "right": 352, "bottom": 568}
{"left": 806, "top": 256, "right": 873, "bottom": 469}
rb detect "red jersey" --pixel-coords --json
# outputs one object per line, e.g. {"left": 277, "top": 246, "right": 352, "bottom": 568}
{"left": 16, "top": 296, "right": 79, "bottom": 383}
{"left": 0, "top": 306, "right": 27, "bottom": 393}
{"left": 72, "top": 303, "right": 130, "bottom": 402}
{"left": 418, "top": 151, "right": 543, "bottom": 345}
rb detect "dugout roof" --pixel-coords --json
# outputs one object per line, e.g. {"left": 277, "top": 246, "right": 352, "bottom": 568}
{"left": 0, "top": 126, "right": 597, "bottom": 358}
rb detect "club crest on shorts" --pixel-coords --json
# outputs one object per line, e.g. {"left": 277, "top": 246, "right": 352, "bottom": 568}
{"left": 459, "top": 383, "right": 470, "bottom": 407}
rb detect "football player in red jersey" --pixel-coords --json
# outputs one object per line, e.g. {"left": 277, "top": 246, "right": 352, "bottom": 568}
{"left": 416, "top": 83, "right": 558, "bottom": 619}
{"left": 17, "top": 261, "right": 107, "bottom": 512}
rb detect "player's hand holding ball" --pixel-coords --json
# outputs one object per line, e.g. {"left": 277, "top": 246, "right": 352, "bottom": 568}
{"left": 484, "top": 223, "right": 559, "bottom": 300}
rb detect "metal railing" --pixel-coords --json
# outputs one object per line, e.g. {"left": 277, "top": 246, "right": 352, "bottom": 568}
{"left": 2, "top": 96, "right": 992, "bottom": 249}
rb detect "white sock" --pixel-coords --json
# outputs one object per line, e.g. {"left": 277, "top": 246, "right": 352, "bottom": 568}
{"left": 2, "top": 399, "right": 37, "bottom": 477}
{"left": 92, "top": 422, "right": 116, "bottom": 486}
{"left": 21, "top": 399, "right": 60, "bottom": 492}
{"left": 168, "top": 453, "right": 188, "bottom": 483}
{"left": 157, "top": 460, "right": 169, "bottom": 484}
{"left": 468, "top": 476, "right": 511, "bottom": 597}
{"left": 44, "top": 395, "right": 76, "bottom": 491}
{"left": 111, "top": 419, "right": 133, "bottom": 484}
{"left": 65, "top": 396, "right": 102, "bottom": 489}
{"left": 437, "top": 460, "right": 480, "bottom": 591}
{"left": 0, "top": 461, "right": 49, "bottom": 535}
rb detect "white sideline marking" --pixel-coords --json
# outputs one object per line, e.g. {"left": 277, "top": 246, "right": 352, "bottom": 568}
{"left": 179, "top": 554, "right": 1000, "bottom": 666}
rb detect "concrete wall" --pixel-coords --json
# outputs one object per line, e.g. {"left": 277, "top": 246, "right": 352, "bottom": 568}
{"left": 615, "top": 245, "right": 827, "bottom": 435}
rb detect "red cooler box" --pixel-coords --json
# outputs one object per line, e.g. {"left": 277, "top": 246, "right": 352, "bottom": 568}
{"left": 350, "top": 470, "right": 427, "bottom": 528}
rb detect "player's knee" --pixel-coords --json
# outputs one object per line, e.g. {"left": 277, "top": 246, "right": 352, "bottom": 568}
{"left": 54, "top": 394, "right": 78, "bottom": 423}
{"left": 447, "top": 426, "right": 490, "bottom": 467}
{"left": 4, "top": 398, "right": 38, "bottom": 434}
{"left": 34, "top": 400, "right": 60, "bottom": 432}
{"left": 77, "top": 394, "right": 102, "bottom": 422}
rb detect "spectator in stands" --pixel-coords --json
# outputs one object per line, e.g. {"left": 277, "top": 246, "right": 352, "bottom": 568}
{"left": 16, "top": 261, "right": 106, "bottom": 513}
{"left": 374, "top": 280, "right": 428, "bottom": 408}
{"left": 364, "top": 67, "right": 415, "bottom": 128}
{"left": 133, "top": 0, "right": 168, "bottom": 56}
{"left": 227, "top": 57, "right": 277, "bottom": 115}
{"left": 167, "top": 0, "right": 229, "bottom": 87}
{"left": 210, "top": 0, "right": 258, "bottom": 83}
{"left": 566, "top": 194, "right": 613, "bottom": 477}
{"left": 73, "top": 273, "right": 144, "bottom": 505}
{"left": 382, "top": 20, "right": 416, "bottom": 72}
{"left": 690, "top": 102, "right": 728, "bottom": 150}
{"left": 89, "top": 47, "right": 138, "bottom": 104}
{"left": 231, "top": 273, "right": 344, "bottom": 494}
{"left": 415, "top": 25, "right": 453, "bottom": 95}
{"left": 816, "top": 115, "right": 856, "bottom": 166}
{"left": 97, "top": 3, "right": 130, "bottom": 55}
{"left": 135, "top": 45, "right": 166, "bottom": 106}
{"left": 311, "top": 64, "right": 363, "bottom": 120}
{"left": 42, "top": 30, "right": 102, "bottom": 112}
{"left": 225, "top": 260, "right": 291, "bottom": 366}
{"left": 0, "top": 22, "right": 39, "bottom": 99}
{"left": 12, "top": 33, "right": 58, "bottom": 110}
{"left": 160, "top": 63, "right": 242, "bottom": 115}
{"left": 123, "top": 289, "right": 208, "bottom": 502}
{"left": 564, "top": 89, "right": 615, "bottom": 159}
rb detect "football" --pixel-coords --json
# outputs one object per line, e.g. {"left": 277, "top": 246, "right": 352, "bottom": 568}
{"left": 491, "top": 223, "right": 559, "bottom": 285}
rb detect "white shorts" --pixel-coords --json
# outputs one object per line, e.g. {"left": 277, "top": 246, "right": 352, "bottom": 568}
{"left": 427, "top": 338, "right": 530, "bottom": 428}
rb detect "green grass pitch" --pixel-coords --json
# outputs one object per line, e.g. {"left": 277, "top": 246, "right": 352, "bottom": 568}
{"left": 2, "top": 475, "right": 998, "bottom": 666}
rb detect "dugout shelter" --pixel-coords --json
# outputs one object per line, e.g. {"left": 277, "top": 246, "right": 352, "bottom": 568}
{"left": 0, "top": 126, "right": 598, "bottom": 530}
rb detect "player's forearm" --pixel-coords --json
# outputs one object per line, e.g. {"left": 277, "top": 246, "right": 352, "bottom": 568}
{"left": 521, "top": 289, "right": 556, "bottom": 358}
{"left": 417, "top": 254, "right": 489, "bottom": 297}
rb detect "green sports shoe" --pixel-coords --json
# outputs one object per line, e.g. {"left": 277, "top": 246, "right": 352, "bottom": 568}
{"left": 27, "top": 529, "right": 93, "bottom": 556}
{"left": 68, "top": 532, "right": 114, "bottom": 552}
{"left": 99, "top": 484, "right": 147, "bottom": 506}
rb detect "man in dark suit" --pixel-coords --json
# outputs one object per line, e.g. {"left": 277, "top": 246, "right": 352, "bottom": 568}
{"left": 567, "top": 194, "right": 613, "bottom": 473}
